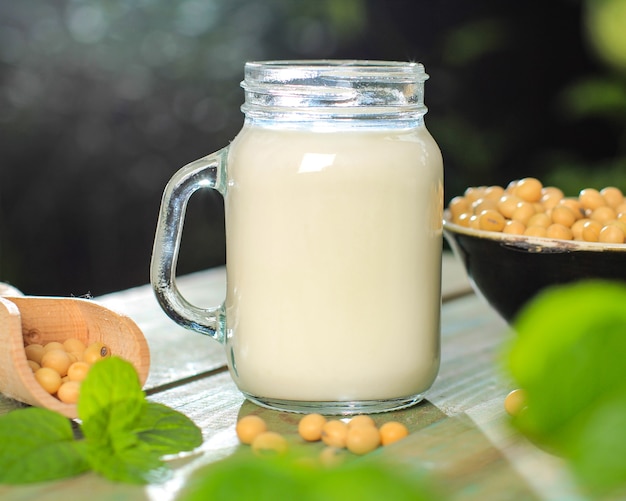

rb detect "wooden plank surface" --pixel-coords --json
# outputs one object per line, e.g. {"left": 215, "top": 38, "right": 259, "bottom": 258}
{"left": 4, "top": 253, "right": 595, "bottom": 500}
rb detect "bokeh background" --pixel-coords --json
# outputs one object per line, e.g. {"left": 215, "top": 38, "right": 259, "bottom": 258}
{"left": 1, "top": 0, "right": 626, "bottom": 296}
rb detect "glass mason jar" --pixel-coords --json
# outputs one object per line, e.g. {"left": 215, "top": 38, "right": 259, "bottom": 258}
{"left": 151, "top": 60, "right": 444, "bottom": 414}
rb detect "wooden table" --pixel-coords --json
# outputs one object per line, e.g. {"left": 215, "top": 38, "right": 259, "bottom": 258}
{"left": 0, "top": 253, "right": 591, "bottom": 500}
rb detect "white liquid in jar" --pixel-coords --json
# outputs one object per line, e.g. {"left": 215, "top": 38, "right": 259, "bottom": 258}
{"left": 224, "top": 124, "right": 443, "bottom": 402}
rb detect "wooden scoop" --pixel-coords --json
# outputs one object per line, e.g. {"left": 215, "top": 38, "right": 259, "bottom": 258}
{"left": 0, "top": 295, "right": 150, "bottom": 419}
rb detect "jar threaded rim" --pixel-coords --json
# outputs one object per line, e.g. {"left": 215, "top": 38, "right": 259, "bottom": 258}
{"left": 241, "top": 60, "right": 429, "bottom": 122}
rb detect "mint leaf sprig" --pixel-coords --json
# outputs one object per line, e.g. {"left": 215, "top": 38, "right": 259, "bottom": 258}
{"left": 0, "top": 357, "right": 203, "bottom": 485}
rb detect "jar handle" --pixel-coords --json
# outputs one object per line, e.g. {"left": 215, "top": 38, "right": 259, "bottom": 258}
{"left": 150, "top": 147, "right": 229, "bottom": 343}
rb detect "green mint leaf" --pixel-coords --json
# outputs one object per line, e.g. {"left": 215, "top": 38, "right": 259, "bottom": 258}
{"left": 0, "top": 407, "right": 89, "bottom": 484}
{"left": 77, "top": 356, "right": 204, "bottom": 484}
{"left": 78, "top": 356, "right": 145, "bottom": 441}
{"left": 78, "top": 357, "right": 202, "bottom": 484}
{"left": 135, "top": 402, "right": 203, "bottom": 455}
{"left": 506, "top": 280, "right": 626, "bottom": 494}
{"left": 86, "top": 438, "right": 170, "bottom": 485}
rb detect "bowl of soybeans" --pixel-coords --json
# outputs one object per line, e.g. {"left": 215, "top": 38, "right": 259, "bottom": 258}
{"left": 443, "top": 177, "right": 626, "bottom": 322}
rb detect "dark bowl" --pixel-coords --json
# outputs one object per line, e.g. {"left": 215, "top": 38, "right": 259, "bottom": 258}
{"left": 443, "top": 212, "right": 626, "bottom": 323}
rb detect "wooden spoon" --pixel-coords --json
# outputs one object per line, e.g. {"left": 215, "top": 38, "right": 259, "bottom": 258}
{"left": 0, "top": 295, "right": 150, "bottom": 419}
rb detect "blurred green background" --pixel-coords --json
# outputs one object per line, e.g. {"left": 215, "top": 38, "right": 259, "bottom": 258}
{"left": 1, "top": 0, "right": 625, "bottom": 296}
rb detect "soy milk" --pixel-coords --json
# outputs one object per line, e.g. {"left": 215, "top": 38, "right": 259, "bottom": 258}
{"left": 152, "top": 60, "right": 444, "bottom": 413}
{"left": 224, "top": 124, "right": 443, "bottom": 402}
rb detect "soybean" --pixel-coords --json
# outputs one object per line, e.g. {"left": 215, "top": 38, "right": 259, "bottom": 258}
{"left": 298, "top": 413, "right": 327, "bottom": 441}
{"left": 379, "top": 421, "right": 410, "bottom": 445}
{"left": 236, "top": 415, "right": 268, "bottom": 445}
{"left": 504, "top": 389, "right": 528, "bottom": 417}
{"left": 346, "top": 425, "right": 381, "bottom": 455}
{"left": 251, "top": 432, "right": 288, "bottom": 456}
{"left": 321, "top": 420, "right": 349, "bottom": 448}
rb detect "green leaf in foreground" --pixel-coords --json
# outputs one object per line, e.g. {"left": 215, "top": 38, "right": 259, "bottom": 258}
{"left": 0, "top": 407, "right": 89, "bottom": 484}
{"left": 177, "top": 453, "right": 442, "bottom": 501}
{"left": 506, "top": 280, "right": 626, "bottom": 494}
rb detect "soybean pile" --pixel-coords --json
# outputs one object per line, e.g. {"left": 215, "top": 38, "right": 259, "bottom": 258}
{"left": 236, "top": 413, "right": 409, "bottom": 464}
{"left": 24, "top": 338, "right": 111, "bottom": 404}
{"left": 447, "top": 178, "right": 626, "bottom": 244}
